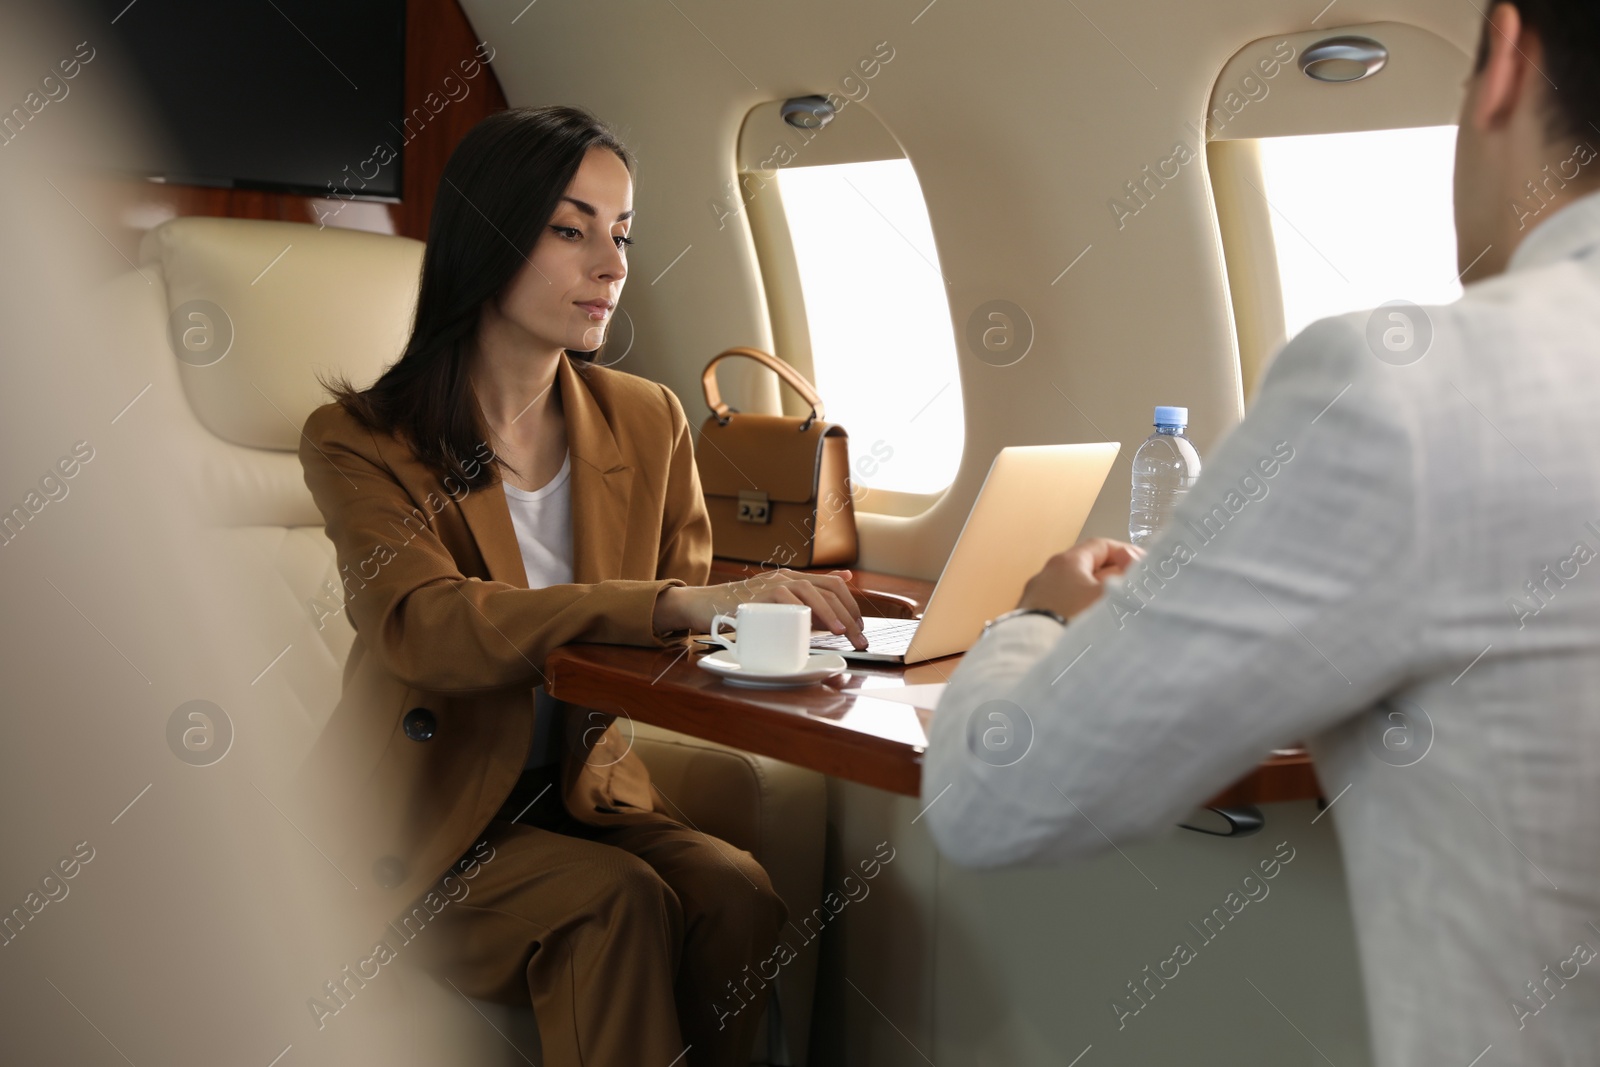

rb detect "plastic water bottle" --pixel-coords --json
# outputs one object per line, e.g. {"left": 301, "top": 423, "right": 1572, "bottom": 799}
{"left": 1129, "top": 406, "right": 1201, "bottom": 545}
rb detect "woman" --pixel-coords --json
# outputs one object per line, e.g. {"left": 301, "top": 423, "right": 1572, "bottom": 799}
{"left": 296, "top": 106, "right": 868, "bottom": 1066}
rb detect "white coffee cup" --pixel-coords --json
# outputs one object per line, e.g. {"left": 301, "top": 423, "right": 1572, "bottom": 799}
{"left": 708, "top": 602, "right": 812, "bottom": 674}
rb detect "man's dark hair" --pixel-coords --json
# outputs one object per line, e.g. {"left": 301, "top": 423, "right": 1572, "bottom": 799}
{"left": 1475, "top": 0, "right": 1600, "bottom": 143}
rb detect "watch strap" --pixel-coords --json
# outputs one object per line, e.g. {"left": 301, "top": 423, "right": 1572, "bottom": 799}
{"left": 984, "top": 607, "right": 1067, "bottom": 633}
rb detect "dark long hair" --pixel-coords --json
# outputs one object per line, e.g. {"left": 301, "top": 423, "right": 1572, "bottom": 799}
{"left": 322, "top": 105, "right": 634, "bottom": 489}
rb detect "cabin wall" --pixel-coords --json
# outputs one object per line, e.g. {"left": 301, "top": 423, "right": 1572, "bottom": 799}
{"left": 462, "top": 0, "right": 1479, "bottom": 580}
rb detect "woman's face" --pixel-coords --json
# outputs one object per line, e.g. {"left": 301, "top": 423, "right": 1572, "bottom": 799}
{"left": 495, "top": 145, "right": 633, "bottom": 354}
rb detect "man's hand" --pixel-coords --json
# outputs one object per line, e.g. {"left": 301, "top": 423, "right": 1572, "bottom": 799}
{"left": 1017, "top": 538, "right": 1145, "bottom": 620}
{"left": 653, "top": 568, "right": 868, "bottom": 649}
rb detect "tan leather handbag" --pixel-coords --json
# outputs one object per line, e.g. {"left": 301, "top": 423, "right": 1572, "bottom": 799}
{"left": 694, "top": 347, "right": 858, "bottom": 568}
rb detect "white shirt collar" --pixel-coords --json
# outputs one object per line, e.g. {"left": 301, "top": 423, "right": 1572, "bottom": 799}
{"left": 1507, "top": 188, "right": 1600, "bottom": 273}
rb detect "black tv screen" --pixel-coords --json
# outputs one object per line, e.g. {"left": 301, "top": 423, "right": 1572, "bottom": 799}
{"left": 92, "top": 0, "right": 407, "bottom": 199}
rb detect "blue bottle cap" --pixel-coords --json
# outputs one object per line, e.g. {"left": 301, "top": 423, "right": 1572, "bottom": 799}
{"left": 1154, "top": 405, "right": 1187, "bottom": 427}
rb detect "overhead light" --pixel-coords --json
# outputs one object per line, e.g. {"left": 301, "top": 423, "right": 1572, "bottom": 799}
{"left": 781, "top": 95, "right": 836, "bottom": 130}
{"left": 1299, "top": 35, "right": 1388, "bottom": 83}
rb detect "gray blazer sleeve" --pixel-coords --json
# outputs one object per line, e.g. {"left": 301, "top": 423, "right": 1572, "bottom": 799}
{"left": 923, "top": 314, "right": 1427, "bottom": 868}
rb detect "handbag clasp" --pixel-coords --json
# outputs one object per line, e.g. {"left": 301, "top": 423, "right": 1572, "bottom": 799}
{"left": 737, "top": 489, "right": 771, "bottom": 524}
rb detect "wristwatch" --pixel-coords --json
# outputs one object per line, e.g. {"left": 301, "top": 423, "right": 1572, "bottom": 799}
{"left": 983, "top": 607, "right": 1068, "bottom": 634}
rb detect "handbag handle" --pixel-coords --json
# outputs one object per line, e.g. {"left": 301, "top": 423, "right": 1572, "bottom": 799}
{"left": 701, "top": 347, "right": 827, "bottom": 429}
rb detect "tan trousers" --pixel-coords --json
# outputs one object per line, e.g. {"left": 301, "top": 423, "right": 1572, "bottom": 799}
{"left": 415, "top": 765, "right": 787, "bottom": 1067}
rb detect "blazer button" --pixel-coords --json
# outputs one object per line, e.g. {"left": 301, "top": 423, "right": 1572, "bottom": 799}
{"left": 372, "top": 856, "right": 407, "bottom": 889}
{"left": 403, "top": 707, "right": 437, "bottom": 741}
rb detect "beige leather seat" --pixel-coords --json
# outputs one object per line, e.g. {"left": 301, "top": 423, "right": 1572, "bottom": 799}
{"left": 108, "top": 215, "right": 826, "bottom": 1066}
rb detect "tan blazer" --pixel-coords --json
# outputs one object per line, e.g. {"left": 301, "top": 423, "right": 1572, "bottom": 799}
{"left": 294, "top": 352, "right": 712, "bottom": 924}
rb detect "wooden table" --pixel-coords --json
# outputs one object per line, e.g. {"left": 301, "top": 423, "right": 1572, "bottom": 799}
{"left": 545, "top": 641, "right": 1321, "bottom": 807}
{"left": 551, "top": 561, "right": 1322, "bottom": 804}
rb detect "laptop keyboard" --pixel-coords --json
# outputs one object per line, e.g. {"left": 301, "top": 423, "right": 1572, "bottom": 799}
{"left": 811, "top": 618, "right": 920, "bottom": 655}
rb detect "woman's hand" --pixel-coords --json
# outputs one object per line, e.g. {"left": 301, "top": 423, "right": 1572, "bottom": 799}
{"left": 654, "top": 569, "right": 868, "bottom": 650}
{"left": 1016, "top": 538, "right": 1145, "bottom": 620}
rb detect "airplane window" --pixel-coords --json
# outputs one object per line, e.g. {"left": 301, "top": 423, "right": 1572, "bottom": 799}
{"left": 772, "top": 158, "right": 964, "bottom": 496}
{"left": 1255, "top": 124, "right": 1461, "bottom": 343}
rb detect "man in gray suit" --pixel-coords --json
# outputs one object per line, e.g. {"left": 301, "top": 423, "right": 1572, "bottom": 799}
{"left": 926, "top": 2, "right": 1600, "bottom": 1064}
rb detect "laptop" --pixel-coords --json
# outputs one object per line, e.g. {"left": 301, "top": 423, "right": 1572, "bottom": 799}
{"left": 809, "top": 442, "right": 1120, "bottom": 664}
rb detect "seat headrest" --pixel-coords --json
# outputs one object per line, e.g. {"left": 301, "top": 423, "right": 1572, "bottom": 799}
{"left": 139, "top": 217, "right": 425, "bottom": 451}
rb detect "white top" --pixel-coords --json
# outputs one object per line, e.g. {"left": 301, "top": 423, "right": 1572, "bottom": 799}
{"left": 925, "top": 190, "right": 1600, "bottom": 1066}
{"left": 503, "top": 452, "right": 573, "bottom": 769}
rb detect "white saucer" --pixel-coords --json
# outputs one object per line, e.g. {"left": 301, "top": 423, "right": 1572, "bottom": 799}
{"left": 696, "top": 649, "right": 849, "bottom": 689}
